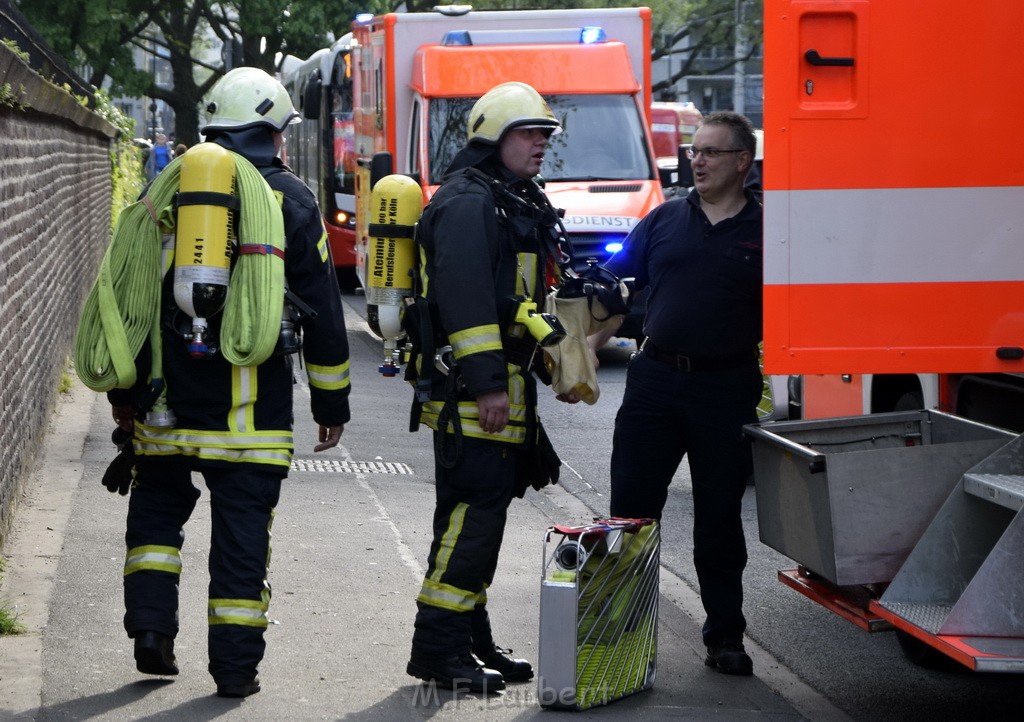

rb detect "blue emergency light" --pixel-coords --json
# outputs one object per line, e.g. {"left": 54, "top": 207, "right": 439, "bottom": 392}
{"left": 441, "top": 27, "right": 607, "bottom": 47}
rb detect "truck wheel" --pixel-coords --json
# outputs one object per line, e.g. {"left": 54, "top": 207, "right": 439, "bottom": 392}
{"left": 892, "top": 391, "right": 923, "bottom": 412}
{"left": 894, "top": 630, "right": 964, "bottom": 671}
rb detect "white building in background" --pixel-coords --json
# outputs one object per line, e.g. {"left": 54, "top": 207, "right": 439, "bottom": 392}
{"left": 651, "top": 20, "right": 764, "bottom": 128}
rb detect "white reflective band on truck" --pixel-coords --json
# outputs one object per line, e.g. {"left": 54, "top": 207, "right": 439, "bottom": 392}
{"left": 764, "top": 187, "right": 1024, "bottom": 285}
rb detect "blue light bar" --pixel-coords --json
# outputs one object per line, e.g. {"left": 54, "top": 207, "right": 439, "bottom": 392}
{"left": 354, "top": 13, "right": 374, "bottom": 24}
{"left": 604, "top": 241, "right": 624, "bottom": 255}
{"left": 440, "top": 27, "right": 608, "bottom": 47}
{"left": 441, "top": 30, "right": 472, "bottom": 46}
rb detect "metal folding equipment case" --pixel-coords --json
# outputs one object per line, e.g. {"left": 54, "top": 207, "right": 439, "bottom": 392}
{"left": 538, "top": 518, "right": 660, "bottom": 710}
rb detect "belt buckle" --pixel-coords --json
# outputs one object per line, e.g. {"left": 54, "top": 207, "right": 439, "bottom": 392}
{"left": 676, "top": 354, "right": 692, "bottom": 372}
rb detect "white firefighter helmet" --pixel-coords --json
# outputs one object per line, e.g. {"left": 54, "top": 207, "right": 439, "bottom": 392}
{"left": 202, "top": 67, "right": 300, "bottom": 134}
{"left": 467, "top": 81, "right": 562, "bottom": 145}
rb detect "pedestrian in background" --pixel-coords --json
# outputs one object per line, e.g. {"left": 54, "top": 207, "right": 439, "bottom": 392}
{"left": 590, "top": 111, "right": 763, "bottom": 676}
{"left": 144, "top": 132, "right": 171, "bottom": 180}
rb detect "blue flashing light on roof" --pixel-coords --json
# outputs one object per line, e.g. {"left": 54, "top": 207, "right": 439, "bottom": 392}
{"left": 354, "top": 13, "right": 374, "bottom": 24}
{"left": 580, "top": 27, "right": 607, "bottom": 44}
{"left": 441, "top": 30, "right": 472, "bottom": 46}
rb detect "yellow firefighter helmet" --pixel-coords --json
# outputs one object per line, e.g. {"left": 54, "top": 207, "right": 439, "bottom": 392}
{"left": 467, "top": 81, "right": 562, "bottom": 145}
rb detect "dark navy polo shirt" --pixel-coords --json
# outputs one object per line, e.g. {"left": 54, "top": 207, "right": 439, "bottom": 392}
{"left": 606, "top": 187, "right": 763, "bottom": 359}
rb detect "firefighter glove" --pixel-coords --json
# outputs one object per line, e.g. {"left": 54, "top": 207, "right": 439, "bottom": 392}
{"left": 101, "top": 427, "right": 135, "bottom": 495}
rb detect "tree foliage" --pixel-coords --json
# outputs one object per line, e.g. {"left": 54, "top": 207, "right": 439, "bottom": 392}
{"left": 19, "top": 0, "right": 761, "bottom": 143}
{"left": 18, "top": 0, "right": 384, "bottom": 144}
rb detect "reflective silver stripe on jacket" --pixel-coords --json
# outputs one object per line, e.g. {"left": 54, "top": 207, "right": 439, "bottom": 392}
{"left": 134, "top": 424, "right": 293, "bottom": 467}
{"left": 306, "top": 360, "right": 351, "bottom": 391}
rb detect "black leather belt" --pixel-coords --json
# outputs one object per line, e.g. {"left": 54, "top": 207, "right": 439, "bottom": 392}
{"left": 641, "top": 340, "right": 755, "bottom": 372}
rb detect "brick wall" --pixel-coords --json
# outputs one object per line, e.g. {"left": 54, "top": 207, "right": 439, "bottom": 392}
{"left": 0, "top": 45, "right": 116, "bottom": 545}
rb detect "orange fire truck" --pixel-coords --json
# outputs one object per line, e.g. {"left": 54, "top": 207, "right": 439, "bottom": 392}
{"left": 350, "top": 5, "right": 663, "bottom": 295}
{"left": 749, "top": 0, "right": 1024, "bottom": 671}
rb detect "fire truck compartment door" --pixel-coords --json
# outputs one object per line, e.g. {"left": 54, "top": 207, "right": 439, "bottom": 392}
{"left": 763, "top": 0, "right": 1024, "bottom": 376}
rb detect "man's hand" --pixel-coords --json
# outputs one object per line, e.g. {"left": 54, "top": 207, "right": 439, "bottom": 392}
{"left": 556, "top": 392, "right": 581, "bottom": 404}
{"left": 476, "top": 389, "right": 510, "bottom": 434}
{"left": 315, "top": 424, "right": 344, "bottom": 452}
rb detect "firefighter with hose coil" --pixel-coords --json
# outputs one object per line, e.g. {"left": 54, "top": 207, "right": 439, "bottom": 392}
{"left": 76, "top": 67, "right": 352, "bottom": 698}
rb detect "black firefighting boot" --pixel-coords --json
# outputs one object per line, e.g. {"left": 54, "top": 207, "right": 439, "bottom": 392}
{"left": 471, "top": 604, "right": 534, "bottom": 682}
{"left": 133, "top": 631, "right": 179, "bottom": 676}
{"left": 409, "top": 603, "right": 505, "bottom": 693}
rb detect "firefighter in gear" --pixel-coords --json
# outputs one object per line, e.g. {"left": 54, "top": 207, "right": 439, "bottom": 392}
{"left": 405, "top": 81, "right": 577, "bottom": 693}
{"left": 106, "top": 67, "right": 351, "bottom": 698}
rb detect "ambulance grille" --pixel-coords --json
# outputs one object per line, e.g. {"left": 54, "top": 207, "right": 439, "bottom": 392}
{"left": 588, "top": 184, "right": 642, "bottom": 193}
{"left": 291, "top": 459, "right": 413, "bottom": 474}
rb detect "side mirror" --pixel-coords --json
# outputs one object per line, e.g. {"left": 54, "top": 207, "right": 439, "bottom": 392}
{"left": 302, "top": 76, "right": 322, "bottom": 120}
{"left": 676, "top": 144, "right": 694, "bottom": 188}
{"left": 369, "top": 152, "right": 394, "bottom": 188}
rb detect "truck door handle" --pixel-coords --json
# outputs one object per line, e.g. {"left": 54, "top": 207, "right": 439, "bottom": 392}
{"left": 804, "top": 49, "right": 854, "bottom": 67}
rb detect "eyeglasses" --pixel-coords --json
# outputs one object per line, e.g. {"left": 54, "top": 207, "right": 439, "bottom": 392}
{"left": 685, "top": 146, "right": 745, "bottom": 160}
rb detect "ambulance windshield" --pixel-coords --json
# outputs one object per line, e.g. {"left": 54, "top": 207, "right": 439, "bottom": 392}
{"left": 428, "top": 94, "right": 654, "bottom": 185}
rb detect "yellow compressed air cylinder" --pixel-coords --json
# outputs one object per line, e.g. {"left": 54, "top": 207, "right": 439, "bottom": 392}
{"left": 366, "top": 174, "right": 422, "bottom": 345}
{"left": 173, "top": 143, "right": 237, "bottom": 356}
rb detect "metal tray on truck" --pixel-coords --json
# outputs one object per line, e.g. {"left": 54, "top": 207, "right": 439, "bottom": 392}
{"left": 745, "top": 410, "right": 1015, "bottom": 586}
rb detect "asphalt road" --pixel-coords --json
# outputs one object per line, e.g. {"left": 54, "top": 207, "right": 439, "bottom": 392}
{"left": 537, "top": 318, "right": 1024, "bottom": 722}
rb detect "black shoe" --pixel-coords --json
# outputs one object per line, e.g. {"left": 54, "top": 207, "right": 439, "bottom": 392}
{"left": 473, "top": 645, "right": 534, "bottom": 682}
{"left": 705, "top": 643, "right": 753, "bottom": 676}
{"left": 216, "top": 677, "right": 261, "bottom": 698}
{"left": 133, "top": 631, "right": 178, "bottom": 676}
{"left": 407, "top": 653, "right": 506, "bottom": 693}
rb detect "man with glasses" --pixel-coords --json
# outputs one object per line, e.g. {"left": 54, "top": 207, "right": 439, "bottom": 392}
{"left": 591, "top": 111, "right": 763, "bottom": 676}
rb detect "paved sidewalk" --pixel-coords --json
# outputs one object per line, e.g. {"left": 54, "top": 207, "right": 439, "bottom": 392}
{"left": 0, "top": 301, "right": 845, "bottom": 720}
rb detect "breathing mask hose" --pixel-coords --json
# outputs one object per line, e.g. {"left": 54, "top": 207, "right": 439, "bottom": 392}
{"left": 76, "top": 149, "right": 285, "bottom": 392}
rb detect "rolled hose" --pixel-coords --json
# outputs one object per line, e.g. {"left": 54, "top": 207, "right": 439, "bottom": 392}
{"left": 75, "top": 150, "right": 285, "bottom": 392}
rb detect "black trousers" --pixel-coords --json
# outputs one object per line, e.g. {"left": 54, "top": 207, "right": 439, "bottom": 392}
{"left": 411, "top": 435, "right": 516, "bottom": 658}
{"left": 124, "top": 456, "right": 282, "bottom": 685}
{"left": 609, "top": 352, "right": 762, "bottom": 647}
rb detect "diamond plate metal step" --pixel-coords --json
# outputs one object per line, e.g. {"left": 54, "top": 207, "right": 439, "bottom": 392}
{"left": 963, "top": 472, "right": 1024, "bottom": 511}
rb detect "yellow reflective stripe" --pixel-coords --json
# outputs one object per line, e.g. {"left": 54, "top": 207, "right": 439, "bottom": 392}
{"left": 430, "top": 502, "right": 467, "bottom": 583}
{"left": 306, "top": 360, "right": 351, "bottom": 391}
{"left": 134, "top": 424, "right": 293, "bottom": 467}
{"left": 316, "top": 229, "right": 329, "bottom": 263}
{"left": 273, "top": 189, "right": 285, "bottom": 208}
{"left": 208, "top": 597, "right": 269, "bottom": 628}
{"left": 135, "top": 424, "right": 293, "bottom": 448}
{"left": 419, "top": 401, "right": 528, "bottom": 443}
{"left": 135, "top": 445, "right": 292, "bottom": 467}
{"left": 449, "top": 324, "right": 502, "bottom": 360}
{"left": 417, "top": 578, "right": 480, "bottom": 612}
{"left": 229, "top": 365, "right": 257, "bottom": 433}
{"left": 516, "top": 252, "right": 537, "bottom": 296}
{"left": 125, "top": 545, "right": 181, "bottom": 576}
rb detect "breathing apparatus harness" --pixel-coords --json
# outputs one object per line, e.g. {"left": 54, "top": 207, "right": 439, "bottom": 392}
{"left": 404, "top": 166, "right": 574, "bottom": 468}
{"left": 75, "top": 147, "right": 288, "bottom": 424}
